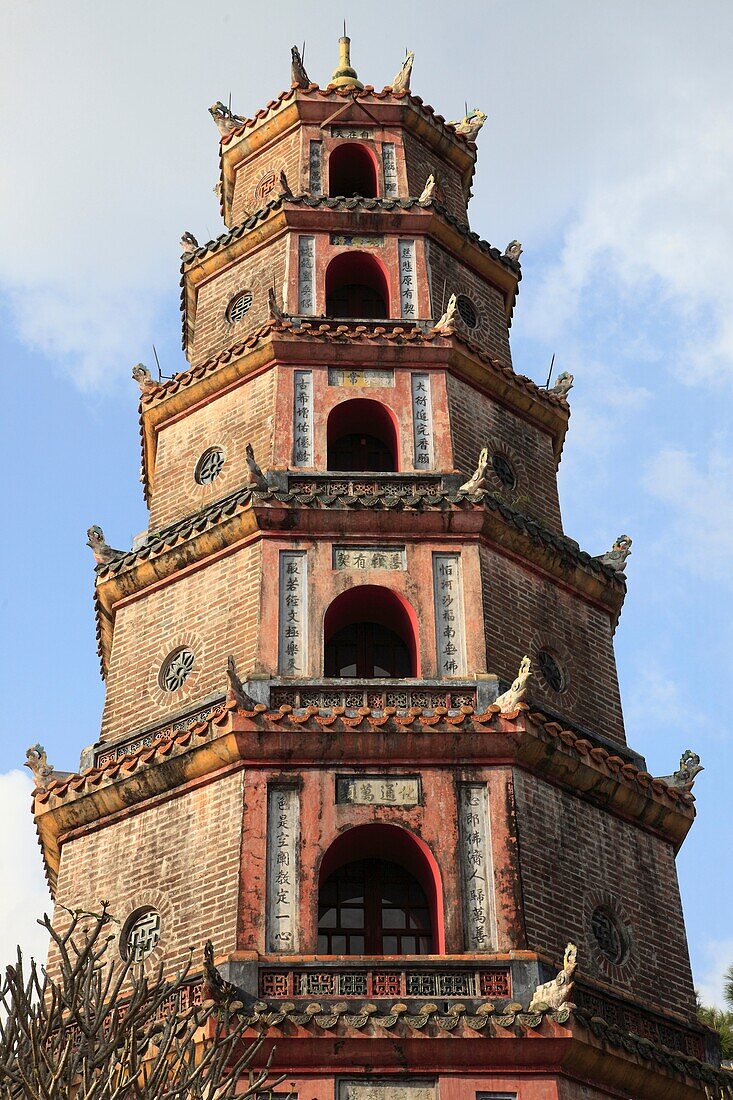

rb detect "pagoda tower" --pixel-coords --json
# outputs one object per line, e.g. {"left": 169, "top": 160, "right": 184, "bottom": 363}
{"left": 30, "top": 38, "right": 726, "bottom": 1100}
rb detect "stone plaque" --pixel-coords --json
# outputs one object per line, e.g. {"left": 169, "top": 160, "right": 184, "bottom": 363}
{"left": 458, "top": 783, "right": 497, "bottom": 952}
{"left": 411, "top": 372, "right": 434, "bottom": 468}
{"left": 382, "top": 142, "right": 398, "bottom": 197}
{"left": 432, "top": 553, "right": 466, "bottom": 676}
{"left": 297, "top": 235, "right": 315, "bottom": 314}
{"left": 331, "top": 126, "right": 373, "bottom": 139}
{"left": 309, "top": 140, "right": 322, "bottom": 195}
{"left": 292, "top": 370, "right": 313, "bottom": 467}
{"left": 328, "top": 367, "right": 394, "bottom": 387}
{"left": 399, "top": 239, "right": 417, "bottom": 318}
{"left": 266, "top": 786, "right": 300, "bottom": 952}
{"left": 278, "top": 551, "right": 307, "bottom": 675}
{"left": 339, "top": 1082, "right": 436, "bottom": 1100}
{"left": 333, "top": 546, "right": 405, "bottom": 570}
{"left": 336, "top": 776, "right": 421, "bottom": 806}
{"left": 330, "top": 233, "right": 384, "bottom": 248}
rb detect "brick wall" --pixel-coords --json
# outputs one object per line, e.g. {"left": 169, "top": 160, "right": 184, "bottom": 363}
{"left": 479, "top": 546, "right": 626, "bottom": 745}
{"left": 513, "top": 770, "right": 696, "bottom": 1020}
{"left": 231, "top": 129, "right": 303, "bottom": 225}
{"left": 150, "top": 369, "right": 276, "bottom": 530}
{"left": 402, "top": 131, "right": 468, "bottom": 223}
{"left": 189, "top": 236, "right": 288, "bottom": 367}
{"left": 446, "top": 372, "right": 563, "bottom": 531}
{"left": 100, "top": 541, "right": 262, "bottom": 743}
{"left": 426, "top": 240, "right": 512, "bottom": 363}
{"left": 50, "top": 770, "right": 244, "bottom": 978}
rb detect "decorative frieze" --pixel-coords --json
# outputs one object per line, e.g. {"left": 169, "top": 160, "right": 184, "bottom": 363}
{"left": 292, "top": 370, "right": 313, "bottom": 467}
{"left": 432, "top": 553, "right": 466, "bottom": 675}
{"left": 332, "top": 546, "right": 405, "bottom": 570}
{"left": 297, "top": 235, "right": 315, "bottom": 314}
{"left": 329, "top": 233, "right": 384, "bottom": 248}
{"left": 458, "top": 783, "right": 497, "bottom": 952}
{"left": 399, "top": 239, "right": 417, "bottom": 318}
{"left": 336, "top": 776, "right": 420, "bottom": 806}
{"left": 289, "top": 474, "right": 442, "bottom": 496}
{"left": 266, "top": 786, "right": 300, "bottom": 953}
{"left": 308, "top": 141, "right": 323, "bottom": 195}
{"left": 382, "top": 142, "right": 398, "bottom": 197}
{"left": 328, "top": 367, "right": 394, "bottom": 387}
{"left": 411, "top": 373, "right": 434, "bottom": 468}
{"left": 278, "top": 551, "right": 307, "bottom": 675}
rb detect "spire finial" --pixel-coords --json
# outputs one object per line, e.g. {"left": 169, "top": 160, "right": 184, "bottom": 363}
{"left": 331, "top": 28, "right": 363, "bottom": 89}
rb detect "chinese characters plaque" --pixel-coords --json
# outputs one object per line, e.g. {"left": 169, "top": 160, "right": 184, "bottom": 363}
{"left": 297, "top": 236, "right": 315, "bottom": 314}
{"left": 432, "top": 553, "right": 466, "bottom": 676}
{"left": 411, "top": 372, "right": 434, "bottom": 468}
{"left": 458, "top": 783, "right": 496, "bottom": 952}
{"left": 266, "top": 786, "right": 300, "bottom": 952}
{"left": 292, "top": 370, "right": 313, "bottom": 467}
{"left": 278, "top": 551, "right": 307, "bottom": 675}
{"left": 399, "top": 239, "right": 417, "bottom": 318}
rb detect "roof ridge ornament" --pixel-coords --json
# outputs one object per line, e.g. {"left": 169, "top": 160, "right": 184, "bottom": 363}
{"left": 330, "top": 33, "right": 363, "bottom": 90}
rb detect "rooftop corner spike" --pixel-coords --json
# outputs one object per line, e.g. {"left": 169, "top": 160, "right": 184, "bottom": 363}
{"left": 330, "top": 34, "right": 363, "bottom": 89}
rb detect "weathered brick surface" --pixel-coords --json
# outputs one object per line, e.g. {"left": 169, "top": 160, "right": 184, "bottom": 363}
{"left": 50, "top": 770, "right": 244, "bottom": 978}
{"left": 402, "top": 131, "right": 469, "bottom": 222}
{"left": 426, "top": 239, "right": 512, "bottom": 363}
{"left": 513, "top": 770, "right": 696, "bottom": 1019}
{"left": 189, "top": 237, "right": 288, "bottom": 367}
{"left": 231, "top": 129, "right": 302, "bottom": 225}
{"left": 150, "top": 369, "right": 276, "bottom": 530}
{"left": 446, "top": 371, "right": 563, "bottom": 531}
{"left": 101, "top": 542, "right": 261, "bottom": 743}
{"left": 479, "top": 545, "right": 626, "bottom": 744}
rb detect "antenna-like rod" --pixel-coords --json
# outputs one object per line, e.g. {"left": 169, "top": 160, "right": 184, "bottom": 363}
{"left": 545, "top": 352, "right": 556, "bottom": 389}
{"left": 302, "top": 40, "right": 306, "bottom": 61}
{"left": 152, "top": 344, "right": 162, "bottom": 381}
{"left": 343, "top": 19, "right": 347, "bottom": 37}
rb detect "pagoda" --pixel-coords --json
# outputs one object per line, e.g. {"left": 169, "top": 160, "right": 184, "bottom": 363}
{"left": 29, "top": 37, "right": 727, "bottom": 1100}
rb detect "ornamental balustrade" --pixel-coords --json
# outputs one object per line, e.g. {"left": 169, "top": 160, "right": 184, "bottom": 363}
{"left": 269, "top": 682, "right": 477, "bottom": 712}
{"left": 287, "top": 473, "right": 444, "bottom": 497}
{"left": 259, "top": 964, "right": 511, "bottom": 1001}
{"left": 574, "top": 986, "right": 705, "bottom": 1060}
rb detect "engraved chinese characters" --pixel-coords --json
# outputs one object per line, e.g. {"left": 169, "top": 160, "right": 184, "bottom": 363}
{"left": 333, "top": 546, "right": 406, "bottom": 570}
{"left": 266, "top": 787, "right": 300, "bottom": 952}
{"left": 339, "top": 1081, "right": 436, "bottom": 1100}
{"left": 411, "top": 373, "right": 434, "bottom": 468}
{"left": 336, "top": 776, "right": 420, "bottom": 806}
{"left": 278, "top": 551, "right": 307, "bottom": 675}
{"left": 328, "top": 367, "right": 394, "bottom": 387}
{"left": 433, "top": 554, "right": 467, "bottom": 677}
{"left": 292, "top": 371, "right": 313, "bottom": 467}
{"left": 399, "top": 239, "right": 417, "bottom": 318}
{"left": 309, "top": 141, "right": 323, "bottom": 195}
{"left": 297, "top": 236, "right": 315, "bottom": 314}
{"left": 458, "top": 784, "right": 497, "bottom": 951}
{"left": 382, "top": 143, "right": 398, "bottom": 197}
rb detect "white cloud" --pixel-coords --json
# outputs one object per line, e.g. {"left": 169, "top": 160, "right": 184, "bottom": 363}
{"left": 0, "top": 772, "right": 53, "bottom": 969}
{"left": 696, "top": 938, "right": 733, "bottom": 1010}
{"left": 643, "top": 440, "right": 733, "bottom": 582}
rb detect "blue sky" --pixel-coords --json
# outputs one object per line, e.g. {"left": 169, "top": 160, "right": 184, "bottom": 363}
{"left": 1, "top": 0, "right": 731, "bottom": 1004}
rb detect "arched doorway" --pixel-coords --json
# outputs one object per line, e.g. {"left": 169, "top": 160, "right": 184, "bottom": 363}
{"left": 324, "top": 585, "right": 418, "bottom": 678}
{"left": 317, "top": 824, "right": 444, "bottom": 955}
{"left": 325, "top": 252, "right": 389, "bottom": 319}
{"left": 328, "top": 143, "right": 378, "bottom": 198}
{"left": 327, "top": 398, "right": 398, "bottom": 472}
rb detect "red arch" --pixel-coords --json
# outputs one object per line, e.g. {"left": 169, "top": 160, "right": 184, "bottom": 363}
{"left": 324, "top": 584, "right": 420, "bottom": 677}
{"left": 326, "top": 397, "right": 399, "bottom": 471}
{"left": 325, "top": 251, "right": 390, "bottom": 319}
{"left": 318, "top": 823, "right": 445, "bottom": 954}
{"left": 328, "top": 142, "right": 378, "bottom": 198}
